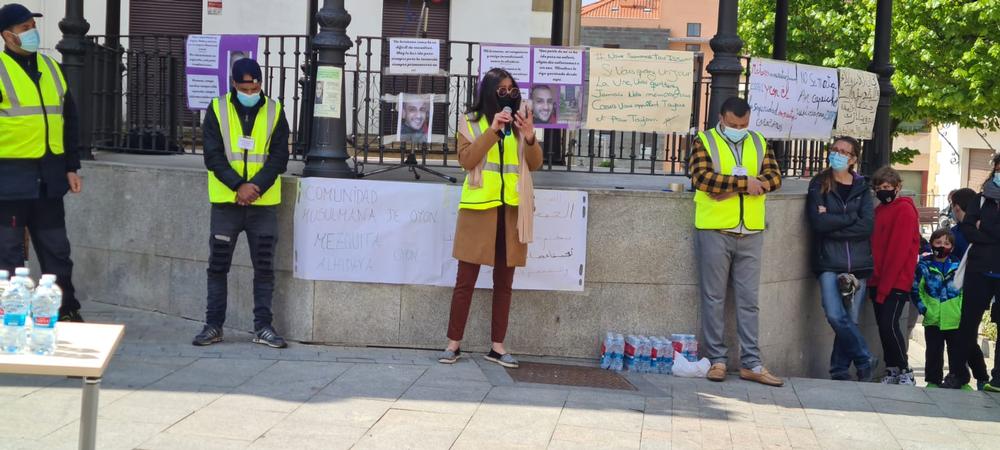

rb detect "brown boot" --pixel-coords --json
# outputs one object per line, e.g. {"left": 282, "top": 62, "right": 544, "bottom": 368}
{"left": 707, "top": 363, "right": 727, "bottom": 382}
{"left": 739, "top": 366, "right": 784, "bottom": 387}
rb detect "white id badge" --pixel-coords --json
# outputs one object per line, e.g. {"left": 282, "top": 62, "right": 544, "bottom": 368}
{"left": 238, "top": 136, "right": 255, "bottom": 150}
{"left": 733, "top": 166, "right": 749, "bottom": 177}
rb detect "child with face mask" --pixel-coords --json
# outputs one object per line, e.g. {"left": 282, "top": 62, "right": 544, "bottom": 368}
{"left": 911, "top": 229, "right": 989, "bottom": 389}
{"left": 868, "top": 167, "right": 921, "bottom": 385}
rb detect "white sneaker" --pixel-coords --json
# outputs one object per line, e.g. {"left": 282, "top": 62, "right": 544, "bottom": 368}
{"left": 881, "top": 367, "right": 900, "bottom": 384}
{"left": 897, "top": 369, "right": 916, "bottom": 386}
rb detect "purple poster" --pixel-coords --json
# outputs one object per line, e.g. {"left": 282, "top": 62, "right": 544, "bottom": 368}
{"left": 479, "top": 44, "right": 586, "bottom": 129}
{"left": 185, "top": 34, "right": 259, "bottom": 110}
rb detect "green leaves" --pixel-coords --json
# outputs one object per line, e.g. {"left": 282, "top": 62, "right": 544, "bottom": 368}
{"left": 738, "top": 0, "right": 1000, "bottom": 130}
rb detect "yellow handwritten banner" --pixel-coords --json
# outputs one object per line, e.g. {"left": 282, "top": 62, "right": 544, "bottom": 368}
{"left": 586, "top": 48, "right": 695, "bottom": 133}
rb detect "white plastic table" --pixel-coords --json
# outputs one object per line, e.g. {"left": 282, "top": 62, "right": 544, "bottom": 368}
{"left": 0, "top": 322, "right": 125, "bottom": 450}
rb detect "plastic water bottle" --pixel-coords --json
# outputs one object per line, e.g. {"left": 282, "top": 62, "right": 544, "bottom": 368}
{"left": 0, "top": 270, "right": 9, "bottom": 324}
{"left": 685, "top": 335, "right": 699, "bottom": 362}
{"left": 624, "top": 335, "right": 638, "bottom": 371}
{"left": 600, "top": 332, "right": 615, "bottom": 370}
{"left": 639, "top": 336, "right": 653, "bottom": 373}
{"left": 1, "top": 275, "right": 31, "bottom": 353}
{"left": 659, "top": 337, "right": 674, "bottom": 374}
{"left": 14, "top": 267, "right": 33, "bottom": 290}
{"left": 648, "top": 337, "right": 660, "bottom": 374}
{"left": 611, "top": 334, "right": 625, "bottom": 372}
{"left": 30, "top": 275, "right": 60, "bottom": 355}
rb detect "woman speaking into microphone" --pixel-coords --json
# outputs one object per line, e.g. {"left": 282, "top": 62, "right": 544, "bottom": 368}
{"left": 438, "top": 68, "right": 543, "bottom": 368}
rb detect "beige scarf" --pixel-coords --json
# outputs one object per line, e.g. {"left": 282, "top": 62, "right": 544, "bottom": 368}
{"left": 458, "top": 113, "right": 535, "bottom": 244}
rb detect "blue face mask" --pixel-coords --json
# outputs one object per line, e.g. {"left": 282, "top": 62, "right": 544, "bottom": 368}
{"left": 829, "top": 152, "right": 851, "bottom": 172}
{"left": 722, "top": 126, "right": 749, "bottom": 143}
{"left": 236, "top": 91, "right": 261, "bottom": 108}
{"left": 16, "top": 29, "right": 40, "bottom": 53}
{"left": 994, "top": 173, "right": 1000, "bottom": 187}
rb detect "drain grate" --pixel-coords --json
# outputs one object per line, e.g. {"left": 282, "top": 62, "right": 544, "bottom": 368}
{"left": 506, "top": 362, "right": 636, "bottom": 391}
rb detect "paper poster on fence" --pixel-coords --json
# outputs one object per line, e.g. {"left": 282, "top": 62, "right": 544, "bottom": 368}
{"left": 480, "top": 45, "right": 532, "bottom": 83}
{"left": 747, "top": 58, "right": 799, "bottom": 140}
{"left": 294, "top": 178, "right": 588, "bottom": 292}
{"left": 833, "top": 68, "right": 879, "bottom": 139}
{"left": 314, "top": 66, "right": 343, "bottom": 119}
{"left": 586, "top": 48, "right": 694, "bottom": 133}
{"left": 185, "top": 34, "right": 258, "bottom": 110}
{"left": 388, "top": 38, "right": 441, "bottom": 75}
{"left": 790, "top": 64, "right": 839, "bottom": 139}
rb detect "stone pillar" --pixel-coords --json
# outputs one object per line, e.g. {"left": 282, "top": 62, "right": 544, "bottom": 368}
{"left": 866, "top": 0, "right": 895, "bottom": 174}
{"left": 56, "top": 0, "right": 92, "bottom": 159}
{"left": 706, "top": 0, "right": 743, "bottom": 128}
{"left": 302, "top": 0, "right": 354, "bottom": 178}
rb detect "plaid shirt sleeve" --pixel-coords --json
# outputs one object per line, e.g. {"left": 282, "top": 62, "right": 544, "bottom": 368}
{"left": 687, "top": 139, "right": 783, "bottom": 194}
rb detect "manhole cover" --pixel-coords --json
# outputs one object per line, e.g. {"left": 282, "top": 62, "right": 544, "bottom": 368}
{"left": 506, "top": 362, "right": 636, "bottom": 391}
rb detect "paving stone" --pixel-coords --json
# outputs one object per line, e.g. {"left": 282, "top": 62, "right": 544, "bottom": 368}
{"left": 136, "top": 432, "right": 252, "bottom": 450}
{"left": 353, "top": 409, "right": 468, "bottom": 449}
{"left": 452, "top": 402, "right": 561, "bottom": 449}
{"left": 548, "top": 423, "right": 641, "bottom": 449}
{"left": 165, "top": 405, "right": 287, "bottom": 441}
{"left": 394, "top": 384, "right": 490, "bottom": 416}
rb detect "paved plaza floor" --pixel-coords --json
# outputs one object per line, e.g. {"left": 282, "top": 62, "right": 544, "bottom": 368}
{"left": 1, "top": 301, "right": 998, "bottom": 449}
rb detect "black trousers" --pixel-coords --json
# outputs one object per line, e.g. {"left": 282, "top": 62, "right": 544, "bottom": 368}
{"left": 206, "top": 204, "right": 278, "bottom": 330}
{"left": 0, "top": 198, "right": 80, "bottom": 315}
{"left": 950, "top": 272, "right": 1000, "bottom": 384}
{"left": 924, "top": 326, "right": 989, "bottom": 385}
{"left": 870, "top": 289, "right": 909, "bottom": 370}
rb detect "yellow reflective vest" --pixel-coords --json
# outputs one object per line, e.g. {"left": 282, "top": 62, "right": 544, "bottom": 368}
{"left": 693, "top": 128, "right": 767, "bottom": 230}
{"left": 0, "top": 52, "right": 67, "bottom": 159}
{"left": 207, "top": 94, "right": 282, "bottom": 206}
{"left": 459, "top": 113, "right": 520, "bottom": 210}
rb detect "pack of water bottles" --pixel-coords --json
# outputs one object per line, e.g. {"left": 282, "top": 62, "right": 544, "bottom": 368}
{"left": 0, "top": 267, "right": 63, "bottom": 356}
{"left": 600, "top": 331, "right": 697, "bottom": 375}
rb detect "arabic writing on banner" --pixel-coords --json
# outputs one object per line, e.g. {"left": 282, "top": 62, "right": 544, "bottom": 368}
{"left": 833, "top": 68, "right": 880, "bottom": 139}
{"left": 294, "top": 178, "right": 588, "bottom": 292}
{"left": 585, "top": 48, "right": 694, "bottom": 133}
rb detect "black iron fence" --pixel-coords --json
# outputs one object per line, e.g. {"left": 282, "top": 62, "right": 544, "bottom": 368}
{"left": 83, "top": 35, "right": 312, "bottom": 157}
{"left": 82, "top": 34, "right": 831, "bottom": 178}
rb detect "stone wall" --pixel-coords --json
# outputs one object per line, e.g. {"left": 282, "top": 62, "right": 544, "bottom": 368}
{"left": 581, "top": 26, "right": 671, "bottom": 50}
{"left": 65, "top": 161, "right": 886, "bottom": 378}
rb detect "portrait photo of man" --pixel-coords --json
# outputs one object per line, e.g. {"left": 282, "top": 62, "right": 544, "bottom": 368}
{"left": 530, "top": 84, "right": 557, "bottom": 126}
{"left": 397, "top": 93, "right": 433, "bottom": 144}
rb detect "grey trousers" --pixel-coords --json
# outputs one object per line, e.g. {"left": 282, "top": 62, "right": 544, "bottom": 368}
{"left": 696, "top": 229, "right": 763, "bottom": 369}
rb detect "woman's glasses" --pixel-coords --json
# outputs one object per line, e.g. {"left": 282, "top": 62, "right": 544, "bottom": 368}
{"left": 496, "top": 87, "right": 520, "bottom": 98}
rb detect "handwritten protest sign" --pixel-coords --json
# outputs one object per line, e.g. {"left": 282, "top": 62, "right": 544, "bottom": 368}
{"left": 747, "top": 58, "right": 799, "bottom": 139}
{"left": 294, "top": 178, "right": 589, "bottom": 292}
{"left": 790, "top": 64, "right": 839, "bottom": 139}
{"left": 833, "top": 68, "right": 879, "bottom": 139}
{"left": 388, "top": 38, "right": 441, "bottom": 75}
{"left": 586, "top": 48, "right": 694, "bottom": 133}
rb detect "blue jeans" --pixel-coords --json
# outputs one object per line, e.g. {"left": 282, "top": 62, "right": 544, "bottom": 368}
{"left": 818, "top": 272, "right": 872, "bottom": 379}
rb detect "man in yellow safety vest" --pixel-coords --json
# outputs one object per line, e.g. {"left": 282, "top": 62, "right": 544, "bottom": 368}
{"left": 193, "top": 58, "right": 290, "bottom": 349}
{"left": 688, "top": 97, "right": 784, "bottom": 387}
{"left": 0, "top": 4, "right": 84, "bottom": 322}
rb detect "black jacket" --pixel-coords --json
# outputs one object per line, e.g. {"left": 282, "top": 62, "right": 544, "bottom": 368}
{"left": 202, "top": 89, "right": 290, "bottom": 196}
{"left": 0, "top": 49, "right": 82, "bottom": 200}
{"left": 960, "top": 193, "right": 1000, "bottom": 274}
{"left": 806, "top": 173, "right": 875, "bottom": 276}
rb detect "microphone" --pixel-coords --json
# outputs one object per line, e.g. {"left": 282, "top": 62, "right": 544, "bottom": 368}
{"left": 502, "top": 106, "right": 512, "bottom": 136}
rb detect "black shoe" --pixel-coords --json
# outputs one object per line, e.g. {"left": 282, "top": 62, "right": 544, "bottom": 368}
{"left": 253, "top": 326, "right": 288, "bottom": 348}
{"left": 192, "top": 325, "right": 224, "bottom": 346}
{"left": 940, "top": 373, "right": 965, "bottom": 389}
{"left": 59, "top": 310, "right": 84, "bottom": 323}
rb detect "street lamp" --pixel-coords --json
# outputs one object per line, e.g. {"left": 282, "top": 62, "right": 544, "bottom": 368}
{"left": 866, "top": 0, "right": 895, "bottom": 175}
{"left": 706, "top": 0, "right": 743, "bottom": 128}
{"left": 56, "top": 0, "right": 92, "bottom": 160}
{"left": 302, "top": 0, "right": 355, "bottom": 178}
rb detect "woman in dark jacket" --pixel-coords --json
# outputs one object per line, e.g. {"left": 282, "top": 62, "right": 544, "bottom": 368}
{"left": 950, "top": 153, "right": 1000, "bottom": 390}
{"left": 806, "top": 137, "right": 875, "bottom": 381}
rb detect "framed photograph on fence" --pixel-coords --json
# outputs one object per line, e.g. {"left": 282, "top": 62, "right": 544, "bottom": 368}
{"left": 396, "top": 93, "right": 434, "bottom": 144}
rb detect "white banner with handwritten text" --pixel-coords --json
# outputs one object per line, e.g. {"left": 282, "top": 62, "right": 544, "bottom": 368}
{"left": 294, "top": 178, "right": 588, "bottom": 291}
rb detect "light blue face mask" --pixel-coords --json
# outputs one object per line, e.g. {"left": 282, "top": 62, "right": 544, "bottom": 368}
{"left": 721, "top": 125, "right": 749, "bottom": 143}
{"left": 236, "top": 91, "right": 261, "bottom": 108}
{"left": 16, "top": 28, "right": 40, "bottom": 53}
{"left": 994, "top": 173, "right": 1000, "bottom": 187}
{"left": 829, "top": 152, "right": 851, "bottom": 172}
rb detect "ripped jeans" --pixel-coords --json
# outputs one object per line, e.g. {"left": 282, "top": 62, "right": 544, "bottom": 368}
{"left": 205, "top": 204, "right": 278, "bottom": 331}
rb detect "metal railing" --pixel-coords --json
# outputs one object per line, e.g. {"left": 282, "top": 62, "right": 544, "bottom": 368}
{"left": 83, "top": 35, "right": 312, "bottom": 158}
{"left": 81, "top": 34, "right": 832, "bottom": 178}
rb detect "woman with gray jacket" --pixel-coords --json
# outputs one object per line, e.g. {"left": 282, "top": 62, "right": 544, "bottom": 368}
{"left": 806, "top": 137, "right": 875, "bottom": 381}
